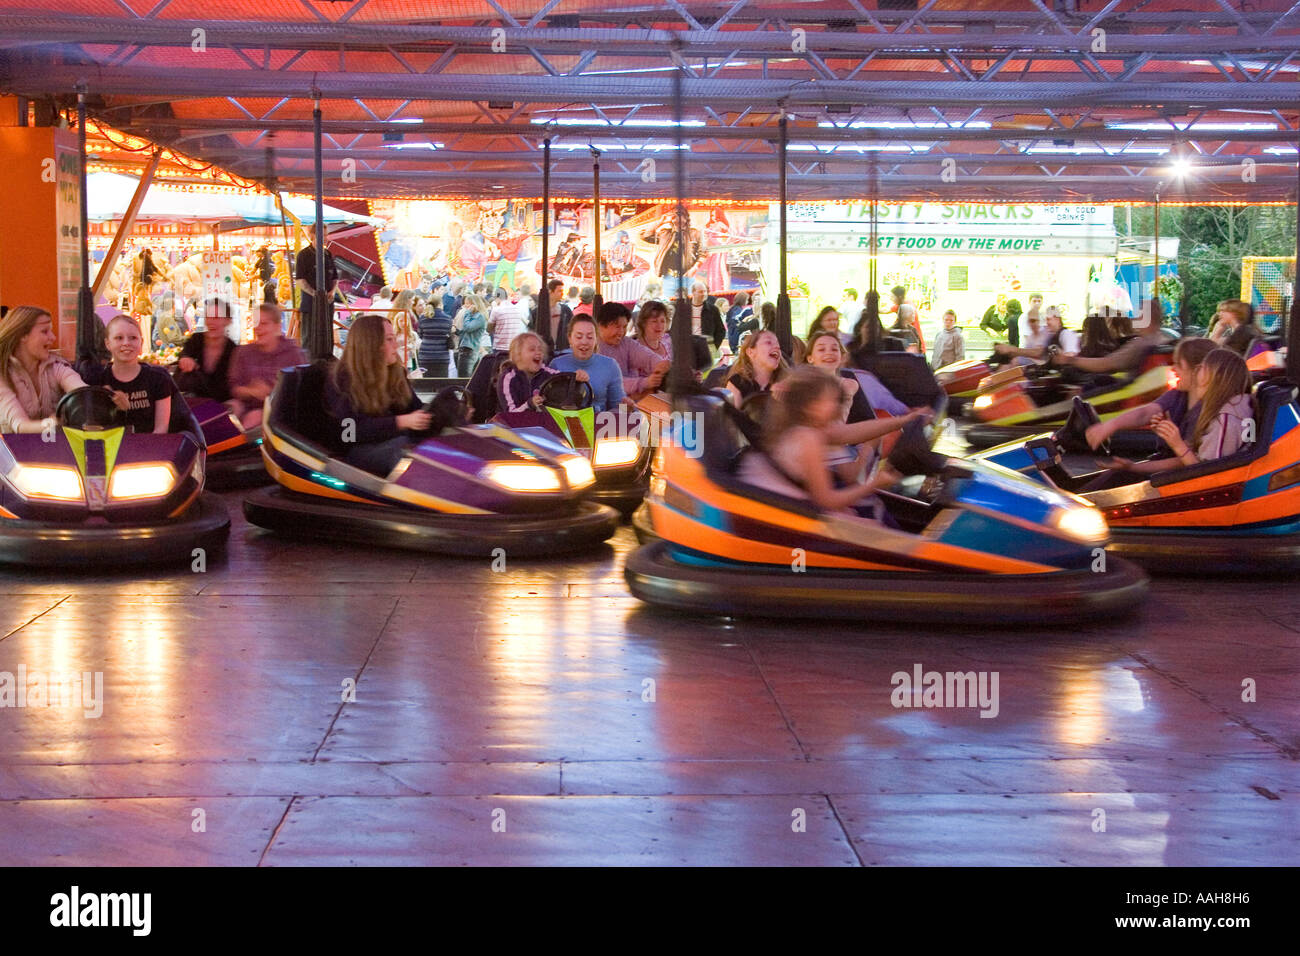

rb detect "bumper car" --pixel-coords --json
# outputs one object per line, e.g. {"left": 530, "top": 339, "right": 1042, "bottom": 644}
{"left": 849, "top": 350, "right": 949, "bottom": 420}
{"left": 964, "top": 345, "right": 1172, "bottom": 454}
{"left": 624, "top": 393, "right": 1147, "bottom": 624}
{"left": 186, "top": 397, "right": 270, "bottom": 490}
{"left": 976, "top": 383, "right": 1300, "bottom": 572}
{"left": 1246, "top": 338, "right": 1287, "bottom": 381}
{"left": 243, "top": 363, "right": 620, "bottom": 556}
{"left": 492, "top": 373, "right": 652, "bottom": 518}
{"left": 844, "top": 349, "right": 951, "bottom": 459}
{"left": 0, "top": 385, "right": 230, "bottom": 568}
{"left": 935, "top": 357, "right": 992, "bottom": 413}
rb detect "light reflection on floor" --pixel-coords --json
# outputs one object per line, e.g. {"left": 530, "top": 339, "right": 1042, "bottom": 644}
{"left": 0, "top": 489, "right": 1296, "bottom": 866}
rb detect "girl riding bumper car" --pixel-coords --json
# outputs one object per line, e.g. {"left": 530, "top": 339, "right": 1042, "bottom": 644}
{"left": 625, "top": 382, "right": 1147, "bottom": 625}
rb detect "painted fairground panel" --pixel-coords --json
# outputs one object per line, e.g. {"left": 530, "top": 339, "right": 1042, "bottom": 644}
{"left": 369, "top": 198, "right": 768, "bottom": 301}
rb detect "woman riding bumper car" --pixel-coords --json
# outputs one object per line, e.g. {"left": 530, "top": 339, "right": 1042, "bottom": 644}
{"left": 0, "top": 309, "right": 228, "bottom": 568}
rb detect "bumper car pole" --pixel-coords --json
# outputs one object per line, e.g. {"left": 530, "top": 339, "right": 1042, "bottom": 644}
{"left": 75, "top": 85, "right": 100, "bottom": 365}
{"left": 667, "top": 39, "right": 695, "bottom": 397}
{"left": 1289, "top": 159, "right": 1300, "bottom": 382}
{"left": 776, "top": 110, "right": 793, "bottom": 359}
{"left": 538, "top": 137, "right": 552, "bottom": 352}
{"left": 592, "top": 147, "right": 603, "bottom": 312}
{"left": 857, "top": 156, "right": 882, "bottom": 361}
{"left": 307, "top": 93, "right": 331, "bottom": 363}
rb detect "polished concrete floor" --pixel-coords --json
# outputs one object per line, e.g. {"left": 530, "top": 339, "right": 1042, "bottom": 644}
{"left": 0, "top": 487, "right": 1297, "bottom": 866}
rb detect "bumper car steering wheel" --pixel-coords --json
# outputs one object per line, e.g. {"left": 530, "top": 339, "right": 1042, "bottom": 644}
{"left": 539, "top": 373, "right": 594, "bottom": 411}
{"left": 425, "top": 385, "right": 472, "bottom": 427}
{"left": 1053, "top": 395, "right": 1110, "bottom": 455}
{"left": 55, "top": 386, "right": 127, "bottom": 431}
{"left": 887, "top": 416, "right": 952, "bottom": 478}
{"left": 409, "top": 385, "right": 472, "bottom": 439}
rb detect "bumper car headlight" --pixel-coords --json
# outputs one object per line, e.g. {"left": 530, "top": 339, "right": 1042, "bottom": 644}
{"left": 561, "top": 456, "right": 595, "bottom": 489}
{"left": 483, "top": 462, "right": 563, "bottom": 493}
{"left": 973, "top": 395, "right": 994, "bottom": 411}
{"left": 592, "top": 438, "right": 641, "bottom": 468}
{"left": 11, "top": 464, "right": 84, "bottom": 501}
{"left": 1054, "top": 506, "right": 1108, "bottom": 544}
{"left": 108, "top": 464, "right": 177, "bottom": 500}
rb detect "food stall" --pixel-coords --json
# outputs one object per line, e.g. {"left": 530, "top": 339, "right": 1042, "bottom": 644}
{"left": 768, "top": 202, "right": 1120, "bottom": 337}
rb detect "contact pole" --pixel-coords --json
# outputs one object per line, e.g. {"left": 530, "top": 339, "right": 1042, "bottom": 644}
{"left": 776, "top": 111, "right": 793, "bottom": 358}
{"left": 75, "top": 84, "right": 97, "bottom": 362}
{"left": 592, "top": 147, "right": 603, "bottom": 311}
{"left": 310, "top": 93, "right": 329, "bottom": 361}
{"left": 538, "top": 137, "right": 552, "bottom": 352}
{"left": 668, "top": 38, "right": 693, "bottom": 394}
{"left": 1289, "top": 146, "right": 1300, "bottom": 381}
{"left": 1152, "top": 188, "right": 1160, "bottom": 327}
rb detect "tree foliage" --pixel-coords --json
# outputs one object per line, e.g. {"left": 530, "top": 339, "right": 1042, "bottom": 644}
{"left": 1115, "top": 205, "right": 1296, "bottom": 332}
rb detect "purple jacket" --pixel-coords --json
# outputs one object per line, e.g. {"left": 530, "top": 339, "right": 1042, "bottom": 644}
{"left": 598, "top": 337, "right": 664, "bottom": 397}
{"left": 229, "top": 338, "right": 308, "bottom": 404}
{"left": 498, "top": 363, "right": 560, "bottom": 414}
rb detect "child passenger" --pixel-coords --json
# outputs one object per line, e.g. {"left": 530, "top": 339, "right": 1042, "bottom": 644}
{"left": 1156, "top": 348, "right": 1254, "bottom": 466}
{"left": 738, "top": 366, "right": 909, "bottom": 521}
{"left": 496, "top": 332, "right": 561, "bottom": 413}
{"left": 1087, "top": 344, "right": 1253, "bottom": 486}
{"left": 82, "top": 315, "right": 172, "bottom": 434}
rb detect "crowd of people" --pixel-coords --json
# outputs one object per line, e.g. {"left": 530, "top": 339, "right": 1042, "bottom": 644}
{"left": 0, "top": 274, "right": 1272, "bottom": 533}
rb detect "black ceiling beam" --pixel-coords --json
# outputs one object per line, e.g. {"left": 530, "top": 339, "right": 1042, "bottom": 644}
{"left": 1, "top": 13, "right": 1296, "bottom": 55}
{"left": 17, "top": 64, "right": 1300, "bottom": 110}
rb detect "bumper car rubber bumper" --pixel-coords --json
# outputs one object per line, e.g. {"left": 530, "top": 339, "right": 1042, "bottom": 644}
{"left": 243, "top": 486, "right": 620, "bottom": 557}
{"left": 204, "top": 442, "right": 271, "bottom": 491}
{"left": 1109, "top": 527, "right": 1300, "bottom": 574}
{"left": 588, "top": 478, "right": 649, "bottom": 518}
{"left": 965, "top": 423, "right": 1162, "bottom": 456}
{"left": 630, "top": 504, "right": 658, "bottom": 545}
{"left": 624, "top": 540, "right": 1149, "bottom": 625}
{"left": 0, "top": 493, "right": 230, "bottom": 568}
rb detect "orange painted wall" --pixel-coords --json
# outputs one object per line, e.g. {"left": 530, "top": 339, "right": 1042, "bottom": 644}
{"left": 0, "top": 126, "right": 83, "bottom": 354}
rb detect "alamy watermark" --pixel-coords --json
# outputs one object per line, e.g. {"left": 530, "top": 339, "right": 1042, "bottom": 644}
{"left": 594, "top": 406, "right": 705, "bottom": 458}
{"left": 890, "top": 663, "right": 999, "bottom": 718}
{"left": 0, "top": 666, "right": 103, "bottom": 718}
{"left": 50, "top": 886, "right": 150, "bottom": 936}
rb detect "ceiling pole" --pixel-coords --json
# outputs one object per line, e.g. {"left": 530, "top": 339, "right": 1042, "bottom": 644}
{"left": 668, "top": 38, "right": 692, "bottom": 395}
{"left": 1288, "top": 143, "right": 1300, "bottom": 382}
{"left": 864, "top": 149, "right": 881, "bottom": 353}
{"left": 776, "top": 110, "right": 792, "bottom": 358}
{"left": 538, "top": 137, "right": 552, "bottom": 353}
{"left": 75, "top": 84, "right": 99, "bottom": 363}
{"left": 308, "top": 92, "right": 331, "bottom": 362}
{"left": 591, "top": 147, "right": 603, "bottom": 311}
{"left": 1152, "top": 188, "right": 1161, "bottom": 329}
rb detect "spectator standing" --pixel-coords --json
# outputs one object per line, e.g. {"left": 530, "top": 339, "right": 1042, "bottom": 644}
{"left": 725, "top": 291, "right": 753, "bottom": 352}
{"left": 294, "top": 240, "right": 338, "bottom": 340}
{"left": 930, "top": 310, "right": 966, "bottom": 368}
{"left": 488, "top": 288, "right": 530, "bottom": 353}
{"left": 452, "top": 294, "right": 490, "bottom": 377}
{"left": 417, "top": 301, "right": 454, "bottom": 377}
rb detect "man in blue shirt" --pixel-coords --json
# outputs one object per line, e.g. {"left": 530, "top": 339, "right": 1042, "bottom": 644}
{"left": 550, "top": 314, "right": 625, "bottom": 412}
